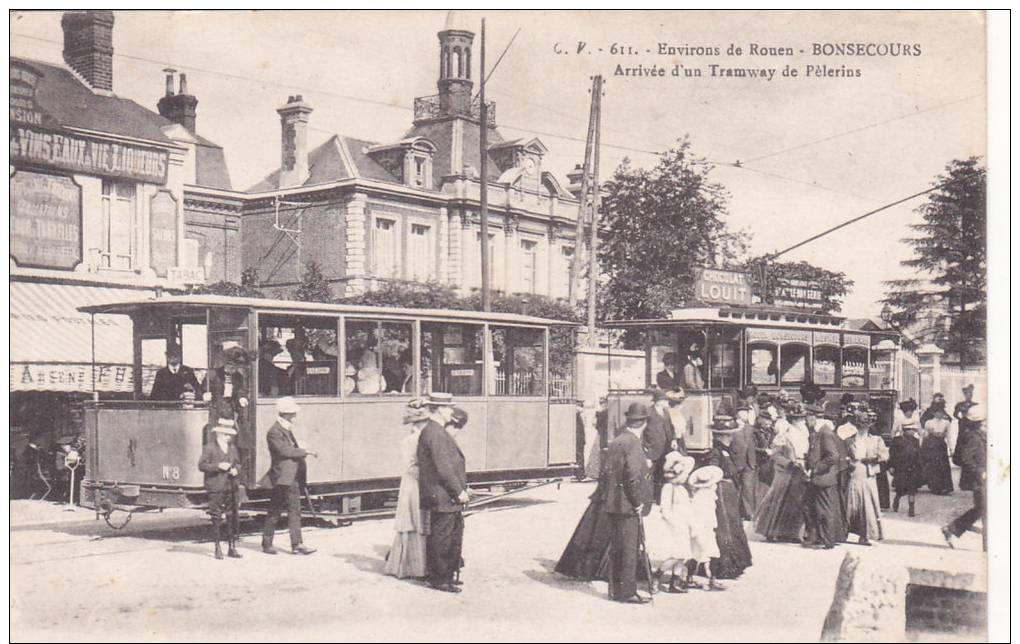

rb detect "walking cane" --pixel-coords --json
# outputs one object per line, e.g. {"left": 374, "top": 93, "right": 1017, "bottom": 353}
{"left": 637, "top": 511, "right": 656, "bottom": 601}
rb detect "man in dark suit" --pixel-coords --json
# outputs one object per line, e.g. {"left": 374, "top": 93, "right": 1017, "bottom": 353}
{"left": 149, "top": 346, "right": 201, "bottom": 401}
{"left": 732, "top": 402, "right": 760, "bottom": 520}
{"left": 803, "top": 404, "right": 841, "bottom": 549}
{"left": 943, "top": 404, "right": 987, "bottom": 551}
{"left": 601, "top": 402, "right": 653, "bottom": 604}
{"left": 644, "top": 390, "right": 677, "bottom": 503}
{"left": 258, "top": 397, "right": 317, "bottom": 555}
{"left": 417, "top": 392, "right": 469, "bottom": 593}
{"left": 655, "top": 353, "right": 680, "bottom": 390}
{"left": 198, "top": 415, "right": 242, "bottom": 560}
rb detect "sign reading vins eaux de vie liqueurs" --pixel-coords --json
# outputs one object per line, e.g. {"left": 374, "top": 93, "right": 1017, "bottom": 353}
{"left": 149, "top": 191, "right": 178, "bottom": 277}
{"left": 694, "top": 268, "right": 753, "bottom": 307}
{"left": 10, "top": 126, "right": 169, "bottom": 184}
{"left": 10, "top": 170, "right": 83, "bottom": 270}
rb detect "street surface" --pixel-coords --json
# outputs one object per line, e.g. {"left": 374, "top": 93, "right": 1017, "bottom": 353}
{"left": 10, "top": 478, "right": 983, "bottom": 643}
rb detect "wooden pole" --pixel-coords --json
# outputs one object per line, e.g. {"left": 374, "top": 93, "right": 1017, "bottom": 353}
{"left": 569, "top": 76, "right": 599, "bottom": 309}
{"left": 586, "top": 75, "right": 603, "bottom": 346}
{"left": 479, "top": 19, "right": 491, "bottom": 312}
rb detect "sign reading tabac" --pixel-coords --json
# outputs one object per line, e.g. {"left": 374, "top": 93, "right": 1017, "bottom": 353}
{"left": 10, "top": 170, "right": 83, "bottom": 270}
{"left": 10, "top": 126, "right": 169, "bottom": 184}
{"left": 694, "top": 268, "right": 753, "bottom": 307}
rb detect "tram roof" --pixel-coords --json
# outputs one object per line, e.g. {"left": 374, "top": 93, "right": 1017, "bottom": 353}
{"left": 605, "top": 306, "right": 897, "bottom": 336}
{"left": 78, "top": 294, "right": 581, "bottom": 327}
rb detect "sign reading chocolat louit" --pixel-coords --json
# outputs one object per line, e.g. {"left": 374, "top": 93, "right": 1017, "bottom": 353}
{"left": 10, "top": 170, "right": 83, "bottom": 270}
{"left": 693, "top": 267, "right": 753, "bottom": 307}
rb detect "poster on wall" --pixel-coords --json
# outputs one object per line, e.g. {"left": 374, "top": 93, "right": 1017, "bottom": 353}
{"left": 149, "top": 190, "right": 178, "bottom": 277}
{"left": 9, "top": 170, "right": 82, "bottom": 270}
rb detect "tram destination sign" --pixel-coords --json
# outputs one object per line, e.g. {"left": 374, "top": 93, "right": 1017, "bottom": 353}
{"left": 693, "top": 268, "right": 753, "bottom": 307}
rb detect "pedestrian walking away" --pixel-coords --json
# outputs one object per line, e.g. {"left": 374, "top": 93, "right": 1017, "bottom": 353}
{"left": 385, "top": 399, "right": 431, "bottom": 580}
{"left": 417, "top": 393, "right": 469, "bottom": 593}
{"left": 198, "top": 415, "right": 244, "bottom": 560}
{"left": 258, "top": 397, "right": 317, "bottom": 555}
{"left": 704, "top": 416, "right": 753, "bottom": 579}
{"left": 601, "top": 402, "right": 654, "bottom": 604}
{"left": 943, "top": 405, "right": 987, "bottom": 551}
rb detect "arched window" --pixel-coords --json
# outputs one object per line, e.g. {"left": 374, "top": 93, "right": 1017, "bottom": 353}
{"left": 453, "top": 47, "right": 462, "bottom": 78}
{"left": 440, "top": 48, "right": 448, "bottom": 79}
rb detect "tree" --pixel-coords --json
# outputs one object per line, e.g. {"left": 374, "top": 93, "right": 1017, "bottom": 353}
{"left": 598, "top": 140, "right": 747, "bottom": 323}
{"left": 293, "top": 262, "right": 332, "bottom": 303}
{"left": 192, "top": 266, "right": 264, "bottom": 298}
{"left": 744, "top": 258, "right": 854, "bottom": 314}
{"left": 882, "top": 158, "right": 986, "bottom": 364}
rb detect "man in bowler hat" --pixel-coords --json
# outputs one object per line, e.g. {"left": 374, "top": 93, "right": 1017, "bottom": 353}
{"left": 417, "top": 393, "right": 469, "bottom": 593}
{"left": 258, "top": 397, "right": 317, "bottom": 555}
{"left": 803, "top": 404, "right": 841, "bottom": 549}
{"left": 601, "top": 402, "right": 654, "bottom": 604}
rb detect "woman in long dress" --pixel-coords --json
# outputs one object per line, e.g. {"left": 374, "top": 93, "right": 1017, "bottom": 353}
{"left": 754, "top": 407, "right": 811, "bottom": 542}
{"left": 844, "top": 411, "right": 889, "bottom": 545}
{"left": 921, "top": 405, "right": 954, "bottom": 495}
{"left": 384, "top": 401, "right": 430, "bottom": 579}
{"left": 704, "top": 416, "right": 753, "bottom": 580}
{"left": 555, "top": 471, "right": 614, "bottom": 581}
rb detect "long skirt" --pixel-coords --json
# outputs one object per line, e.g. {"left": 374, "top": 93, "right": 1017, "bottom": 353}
{"left": 711, "top": 479, "right": 753, "bottom": 579}
{"left": 384, "top": 474, "right": 428, "bottom": 578}
{"left": 922, "top": 435, "right": 954, "bottom": 494}
{"left": 754, "top": 467, "right": 807, "bottom": 541}
{"left": 555, "top": 495, "right": 614, "bottom": 580}
{"left": 834, "top": 469, "right": 851, "bottom": 543}
{"left": 846, "top": 466, "right": 883, "bottom": 541}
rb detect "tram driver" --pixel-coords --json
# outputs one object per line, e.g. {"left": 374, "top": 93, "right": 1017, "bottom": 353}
{"left": 149, "top": 345, "right": 202, "bottom": 401}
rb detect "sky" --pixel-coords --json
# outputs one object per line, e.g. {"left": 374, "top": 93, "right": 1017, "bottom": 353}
{"left": 9, "top": 10, "right": 987, "bottom": 319}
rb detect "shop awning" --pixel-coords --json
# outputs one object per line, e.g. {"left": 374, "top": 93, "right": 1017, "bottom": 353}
{"left": 10, "top": 282, "right": 155, "bottom": 392}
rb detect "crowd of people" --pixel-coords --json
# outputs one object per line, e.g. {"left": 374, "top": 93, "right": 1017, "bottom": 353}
{"left": 553, "top": 383, "right": 987, "bottom": 604}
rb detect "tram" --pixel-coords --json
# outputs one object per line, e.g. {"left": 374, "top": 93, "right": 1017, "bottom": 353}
{"left": 602, "top": 305, "right": 901, "bottom": 451}
{"left": 77, "top": 294, "right": 579, "bottom": 514}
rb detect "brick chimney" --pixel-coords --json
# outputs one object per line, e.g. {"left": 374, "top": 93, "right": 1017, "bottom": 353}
{"left": 61, "top": 11, "right": 115, "bottom": 91}
{"left": 277, "top": 95, "right": 313, "bottom": 188}
{"left": 157, "top": 70, "right": 199, "bottom": 132}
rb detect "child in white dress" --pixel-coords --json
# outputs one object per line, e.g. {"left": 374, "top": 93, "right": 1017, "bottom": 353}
{"left": 688, "top": 465, "right": 724, "bottom": 590}
{"left": 649, "top": 452, "right": 696, "bottom": 593}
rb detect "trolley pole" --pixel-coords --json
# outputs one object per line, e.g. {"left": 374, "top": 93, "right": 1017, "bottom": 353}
{"left": 479, "top": 18, "right": 491, "bottom": 312}
{"left": 586, "top": 76, "right": 604, "bottom": 346}
{"left": 569, "top": 76, "right": 600, "bottom": 309}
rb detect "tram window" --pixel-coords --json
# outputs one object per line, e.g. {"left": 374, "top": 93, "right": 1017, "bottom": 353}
{"left": 345, "top": 320, "right": 414, "bottom": 396}
{"left": 707, "top": 328, "right": 740, "bottom": 390}
{"left": 648, "top": 328, "right": 678, "bottom": 390}
{"left": 842, "top": 347, "right": 867, "bottom": 388}
{"left": 421, "top": 322, "right": 484, "bottom": 396}
{"left": 490, "top": 326, "right": 545, "bottom": 397}
{"left": 749, "top": 343, "right": 778, "bottom": 386}
{"left": 814, "top": 346, "right": 839, "bottom": 386}
{"left": 258, "top": 315, "right": 338, "bottom": 397}
{"left": 780, "top": 344, "right": 810, "bottom": 385}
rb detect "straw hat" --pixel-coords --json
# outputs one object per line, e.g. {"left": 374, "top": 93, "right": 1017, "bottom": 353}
{"left": 426, "top": 392, "right": 455, "bottom": 406}
{"left": 688, "top": 465, "right": 723, "bottom": 489}
{"left": 275, "top": 396, "right": 300, "bottom": 415}
{"left": 212, "top": 417, "right": 237, "bottom": 436}
{"left": 663, "top": 452, "right": 696, "bottom": 484}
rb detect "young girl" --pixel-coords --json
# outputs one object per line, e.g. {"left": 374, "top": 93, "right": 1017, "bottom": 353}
{"left": 889, "top": 421, "right": 924, "bottom": 517}
{"left": 649, "top": 452, "right": 696, "bottom": 593}
{"left": 687, "top": 465, "right": 724, "bottom": 590}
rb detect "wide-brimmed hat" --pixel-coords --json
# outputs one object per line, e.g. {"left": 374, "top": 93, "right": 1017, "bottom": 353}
{"left": 212, "top": 417, "right": 237, "bottom": 435}
{"left": 663, "top": 452, "right": 696, "bottom": 483}
{"left": 221, "top": 346, "right": 253, "bottom": 367}
{"left": 786, "top": 404, "right": 808, "bottom": 419}
{"left": 275, "top": 396, "right": 300, "bottom": 415}
{"left": 711, "top": 415, "right": 740, "bottom": 433}
{"left": 688, "top": 465, "right": 723, "bottom": 489}
{"left": 735, "top": 401, "right": 751, "bottom": 412}
{"left": 426, "top": 392, "right": 455, "bottom": 406}
{"left": 624, "top": 402, "right": 650, "bottom": 423}
{"left": 402, "top": 406, "right": 430, "bottom": 425}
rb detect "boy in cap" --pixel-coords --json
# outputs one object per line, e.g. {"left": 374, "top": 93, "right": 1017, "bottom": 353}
{"left": 600, "top": 402, "right": 654, "bottom": 604}
{"left": 198, "top": 415, "right": 243, "bottom": 560}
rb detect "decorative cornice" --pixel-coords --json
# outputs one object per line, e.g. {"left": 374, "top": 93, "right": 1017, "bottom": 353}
{"left": 184, "top": 197, "right": 243, "bottom": 214}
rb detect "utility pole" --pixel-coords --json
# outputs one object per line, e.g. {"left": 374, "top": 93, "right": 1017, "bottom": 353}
{"left": 569, "top": 76, "right": 600, "bottom": 309}
{"left": 586, "top": 75, "right": 603, "bottom": 346}
{"left": 479, "top": 18, "right": 490, "bottom": 312}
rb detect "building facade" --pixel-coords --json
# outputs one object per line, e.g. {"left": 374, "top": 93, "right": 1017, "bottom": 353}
{"left": 240, "top": 12, "right": 586, "bottom": 301}
{"left": 9, "top": 11, "right": 241, "bottom": 481}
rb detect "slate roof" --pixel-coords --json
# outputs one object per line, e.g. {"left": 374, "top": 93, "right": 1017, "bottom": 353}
{"left": 13, "top": 57, "right": 233, "bottom": 191}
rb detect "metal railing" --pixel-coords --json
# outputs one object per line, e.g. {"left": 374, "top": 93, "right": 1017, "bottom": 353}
{"left": 413, "top": 93, "right": 496, "bottom": 126}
